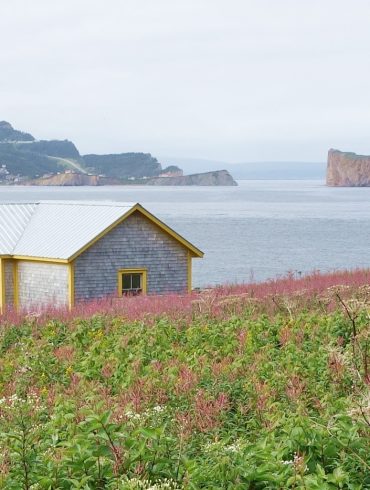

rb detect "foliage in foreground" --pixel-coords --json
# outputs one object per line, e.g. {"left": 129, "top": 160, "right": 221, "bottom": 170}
{"left": 0, "top": 279, "right": 369, "bottom": 488}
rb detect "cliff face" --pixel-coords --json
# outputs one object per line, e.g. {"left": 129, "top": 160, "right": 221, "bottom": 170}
{"left": 146, "top": 170, "right": 237, "bottom": 186}
{"left": 28, "top": 173, "right": 100, "bottom": 186}
{"left": 327, "top": 149, "right": 370, "bottom": 186}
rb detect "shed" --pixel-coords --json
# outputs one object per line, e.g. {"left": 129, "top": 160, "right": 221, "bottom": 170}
{"left": 0, "top": 201, "right": 203, "bottom": 311}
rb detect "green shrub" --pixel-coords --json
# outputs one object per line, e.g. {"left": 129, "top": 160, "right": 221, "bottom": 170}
{"left": 0, "top": 289, "right": 369, "bottom": 488}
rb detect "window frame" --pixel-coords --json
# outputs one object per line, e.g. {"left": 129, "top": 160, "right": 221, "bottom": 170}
{"left": 117, "top": 268, "right": 147, "bottom": 297}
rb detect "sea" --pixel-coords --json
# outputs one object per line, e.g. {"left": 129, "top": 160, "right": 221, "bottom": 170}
{"left": 1, "top": 180, "right": 370, "bottom": 288}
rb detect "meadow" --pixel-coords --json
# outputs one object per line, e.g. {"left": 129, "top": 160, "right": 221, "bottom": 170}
{"left": 0, "top": 270, "right": 369, "bottom": 489}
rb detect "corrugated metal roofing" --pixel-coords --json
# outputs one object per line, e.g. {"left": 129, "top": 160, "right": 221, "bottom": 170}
{"left": 0, "top": 203, "right": 37, "bottom": 254}
{"left": 1, "top": 201, "right": 136, "bottom": 259}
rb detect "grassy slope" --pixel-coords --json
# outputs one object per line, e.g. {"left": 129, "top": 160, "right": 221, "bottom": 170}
{"left": 0, "top": 142, "right": 83, "bottom": 179}
{"left": 0, "top": 271, "right": 369, "bottom": 489}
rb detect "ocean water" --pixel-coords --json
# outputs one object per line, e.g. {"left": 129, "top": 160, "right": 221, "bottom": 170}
{"left": 1, "top": 180, "right": 370, "bottom": 287}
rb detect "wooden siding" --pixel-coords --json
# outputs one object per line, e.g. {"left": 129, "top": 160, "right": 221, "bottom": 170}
{"left": 74, "top": 211, "right": 188, "bottom": 301}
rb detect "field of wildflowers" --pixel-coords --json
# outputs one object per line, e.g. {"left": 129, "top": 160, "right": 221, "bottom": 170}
{"left": 0, "top": 269, "right": 369, "bottom": 488}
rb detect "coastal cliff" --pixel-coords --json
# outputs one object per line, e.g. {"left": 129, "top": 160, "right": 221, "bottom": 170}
{"left": 28, "top": 173, "right": 100, "bottom": 186}
{"left": 26, "top": 169, "right": 237, "bottom": 186}
{"left": 327, "top": 149, "right": 370, "bottom": 186}
{"left": 146, "top": 170, "right": 237, "bottom": 186}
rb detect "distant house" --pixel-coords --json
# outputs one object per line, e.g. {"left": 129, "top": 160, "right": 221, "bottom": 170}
{"left": 0, "top": 201, "right": 203, "bottom": 311}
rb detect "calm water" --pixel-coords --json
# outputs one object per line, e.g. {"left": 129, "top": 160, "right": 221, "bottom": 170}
{"left": 1, "top": 180, "right": 370, "bottom": 287}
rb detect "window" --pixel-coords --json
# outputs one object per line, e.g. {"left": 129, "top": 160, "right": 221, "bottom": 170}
{"left": 118, "top": 269, "right": 147, "bottom": 296}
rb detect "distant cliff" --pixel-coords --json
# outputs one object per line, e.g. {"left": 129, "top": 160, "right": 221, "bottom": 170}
{"left": 28, "top": 173, "right": 100, "bottom": 186}
{"left": 327, "top": 149, "right": 370, "bottom": 186}
{"left": 146, "top": 170, "right": 237, "bottom": 186}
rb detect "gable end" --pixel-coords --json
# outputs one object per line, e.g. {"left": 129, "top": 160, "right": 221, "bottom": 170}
{"left": 68, "top": 204, "right": 203, "bottom": 261}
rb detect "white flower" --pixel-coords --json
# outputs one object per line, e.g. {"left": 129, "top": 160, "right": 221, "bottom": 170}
{"left": 152, "top": 405, "right": 165, "bottom": 413}
{"left": 224, "top": 442, "right": 242, "bottom": 453}
{"left": 119, "top": 477, "right": 181, "bottom": 489}
{"left": 124, "top": 410, "right": 143, "bottom": 421}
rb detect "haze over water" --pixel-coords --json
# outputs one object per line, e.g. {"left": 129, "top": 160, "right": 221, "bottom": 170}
{"left": 1, "top": 180, "right": 369, "bottom": 287}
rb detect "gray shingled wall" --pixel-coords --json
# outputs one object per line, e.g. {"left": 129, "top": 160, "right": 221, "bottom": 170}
{"left": 17, "top": 261, "right": 69, "bottom": 309}
{"left": 4, "top": 260, "right": 14, "bottom": 306}
{"left": 74, "top": 211, "right": 188, "bottom": 301}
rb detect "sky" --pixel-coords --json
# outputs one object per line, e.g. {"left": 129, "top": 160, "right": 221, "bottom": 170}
{"left": 1, "top": 0, "right": 370, "bottom": 163}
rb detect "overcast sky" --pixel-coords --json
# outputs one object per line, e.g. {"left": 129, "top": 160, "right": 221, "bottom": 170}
{"left": 1, "top": 0, "right": 370, "bottom": 163}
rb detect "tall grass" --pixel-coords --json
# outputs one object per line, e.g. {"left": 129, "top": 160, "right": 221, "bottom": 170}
{"left": 217, "top": 268, "right": 370, "bottom": 297}
{"left": 1, "top": 268, "right": 370, "bottom": 327}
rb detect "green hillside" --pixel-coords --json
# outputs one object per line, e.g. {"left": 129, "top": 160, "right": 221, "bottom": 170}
{"left": 0, "top": 140, "right": 83, "bottom": 178}
{"left": 0, "top": 121, "right": 178, "bottom": 180}
{"left": 0, "top": 120, "right": 34, "bottom": 142}
{"left": 0, "top": 272, "right": 369, "bottom": 488}
{"left": 0, "top": 143, "right": 66, "bottom": 178}
{"left": 83, "top": 153, "right": 162, "bottom": 178}
{"left": 18, "top": 140, "right": 81, "bottom": 159}
{"left": 0, "top": 122, "right": 84, "bottom": 178}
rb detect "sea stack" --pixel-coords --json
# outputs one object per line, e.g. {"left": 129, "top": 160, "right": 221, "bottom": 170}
{"left": 326, "top": 149, "right": 370, "bottom": 186}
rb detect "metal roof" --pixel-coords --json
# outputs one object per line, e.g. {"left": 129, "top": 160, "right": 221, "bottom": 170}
{"left": 0, "top": 201, "right": 203, "bottom": 260}
{"left": 0, "top": 203, "right": 36, "bottom": 254}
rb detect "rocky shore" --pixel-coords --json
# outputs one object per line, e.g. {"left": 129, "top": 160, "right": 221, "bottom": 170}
{"left": 26, "top": 169, "right": 238, "bottom": 186}
{"left": 28, "top": 173, "right": 100, "bottom": 186}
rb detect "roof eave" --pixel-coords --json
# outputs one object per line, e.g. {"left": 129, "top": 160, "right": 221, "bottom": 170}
{"left": 11, "top": 255, "right": 69, "bottom": 263}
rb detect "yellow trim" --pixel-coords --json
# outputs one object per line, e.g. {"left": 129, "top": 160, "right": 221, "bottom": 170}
{"left": 12, "top": 256, "right": 68, "bottom": 264}
{"left": 0, "top": 259, "right": 5, "bottom": 313}
{"left": 68, "top": 262, "right": 74, "bottom": 309}
{"left": 117, "top": 268, "right": 147, "bottom": 297}
{"left": 69, "top": 204, "right": 204, "bottom": 262}
{"left": 0, "top": 259, "right": 19, "bottom": 311}
{"left": 187, "top": 252, "right": 192, "bottom": 293}
{"left": 13, "top": 261, "right": 18, "bottom": 310}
